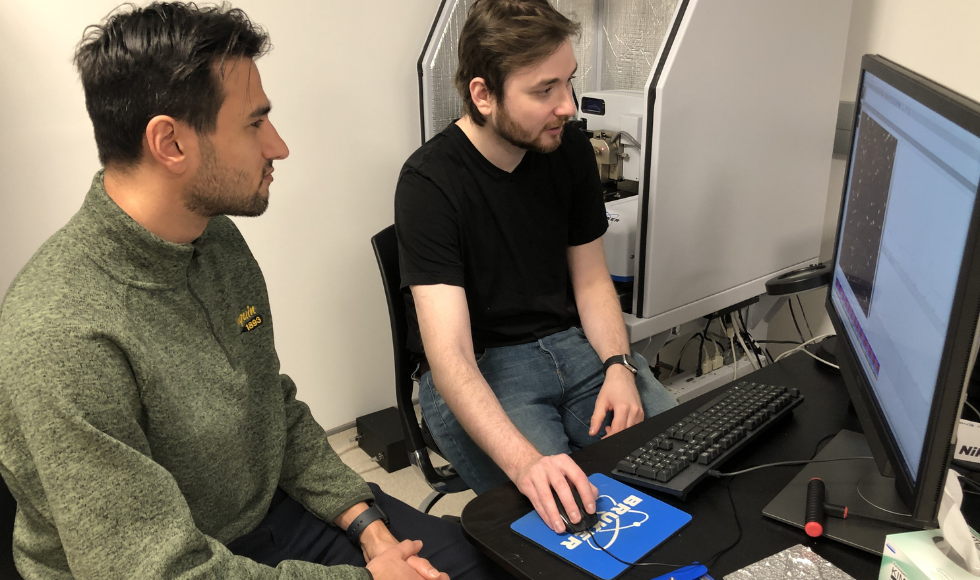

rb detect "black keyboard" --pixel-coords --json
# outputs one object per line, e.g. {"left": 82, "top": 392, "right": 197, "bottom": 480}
{"left": 612, "top": 380, "right": 803, "bottom": 499}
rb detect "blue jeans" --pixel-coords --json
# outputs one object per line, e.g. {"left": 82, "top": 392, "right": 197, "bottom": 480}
{"left": 419, "top": 326, "right": 677, "bottom": 494}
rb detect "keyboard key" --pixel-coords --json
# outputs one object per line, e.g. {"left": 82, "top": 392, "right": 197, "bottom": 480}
{"left": 684, "top": 426, "right": 704, "bottom": 442}
{"left": 637, "top": 465, "right": 658, "bottom": 480}
{"left": 616, "top": 460, "right": 636, "bottom": 474}
{"left": 675, "top": 423, "right": 695, "bottom": 438}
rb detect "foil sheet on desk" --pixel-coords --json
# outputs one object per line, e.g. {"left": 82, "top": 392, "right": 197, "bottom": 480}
{"left": 724, "top": 544, "right": 856, "bottom": 580}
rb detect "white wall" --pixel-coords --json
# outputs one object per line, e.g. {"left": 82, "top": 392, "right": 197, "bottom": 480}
{"left": 820, "top": 0, "right": 980, "bottom": 262}
{"left": 0, "top": 0, "right": 441, "bottom": 430}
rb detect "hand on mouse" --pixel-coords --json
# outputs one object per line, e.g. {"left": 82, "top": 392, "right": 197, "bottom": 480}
{"left": 513, "top": 454, "right": 599, "bottom": 534}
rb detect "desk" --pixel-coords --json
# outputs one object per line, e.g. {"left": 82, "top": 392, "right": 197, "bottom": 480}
{"left": 461, "top": 353, "right": 879, "bottom": 579}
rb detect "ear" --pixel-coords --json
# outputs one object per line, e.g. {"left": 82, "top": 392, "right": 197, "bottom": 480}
{"left": 469, "top": 77, "right": 495, "bottom": 118}
{"left": 144, "top": 115, "right": 194, "bottom": 175}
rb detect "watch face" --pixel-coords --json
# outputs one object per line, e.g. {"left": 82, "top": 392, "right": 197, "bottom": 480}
{"left": 623, "top": 355, "right": 638, "bottom": 374}
{"left": 605, "top": 355, "right": 638, "bottom": 375}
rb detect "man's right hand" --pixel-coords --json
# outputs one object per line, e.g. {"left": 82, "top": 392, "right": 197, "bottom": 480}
{"left": 513, "top": 454, "right": 599, "bottom": 534}
{"left": 364, "top": 540, "right": 449, "bottom": 580}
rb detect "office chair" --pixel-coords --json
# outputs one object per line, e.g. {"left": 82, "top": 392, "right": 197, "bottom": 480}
{"left": 371, "top": 225, "right": 469, "bottom": 513}
{"left": 1, "top": 477, "right": 23, "bottom": 580}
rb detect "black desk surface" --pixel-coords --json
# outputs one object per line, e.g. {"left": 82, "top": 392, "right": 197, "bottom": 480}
{"left": 461, "top": 353, "right": 880, "bottom": 579}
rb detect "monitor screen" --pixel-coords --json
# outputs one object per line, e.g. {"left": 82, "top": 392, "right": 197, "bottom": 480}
{"left": 830, "top": 64, "right": 980, "bottom": 487}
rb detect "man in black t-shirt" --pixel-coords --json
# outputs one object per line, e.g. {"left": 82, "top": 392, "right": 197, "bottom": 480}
{"left": 394, "top": 0, "right": 677, "bottom": 534}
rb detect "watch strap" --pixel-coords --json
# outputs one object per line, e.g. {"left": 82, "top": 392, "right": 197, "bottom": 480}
{"left": 346, "top": 503, "right": 389, "bottom": 547}
{"left": 602, "top": 354, "right": 639, "bottom": 376}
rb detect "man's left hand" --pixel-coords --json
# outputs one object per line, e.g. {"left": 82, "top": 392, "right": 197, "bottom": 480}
{"left": 589, "top": 365, "right": 644, "bottom": 438}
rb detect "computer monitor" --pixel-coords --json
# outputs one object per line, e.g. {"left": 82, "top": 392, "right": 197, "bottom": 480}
{"left": 826, "top": 54, "right": 980, "bottom": 527}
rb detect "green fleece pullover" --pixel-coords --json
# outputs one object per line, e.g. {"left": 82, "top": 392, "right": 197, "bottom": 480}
{"left": 0, "top": 173, "right": 374, "bottom": 580}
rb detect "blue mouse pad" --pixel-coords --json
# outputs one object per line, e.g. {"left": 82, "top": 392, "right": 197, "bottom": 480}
{"left": 510, "top": 473, "right": 692, "bottom": 579}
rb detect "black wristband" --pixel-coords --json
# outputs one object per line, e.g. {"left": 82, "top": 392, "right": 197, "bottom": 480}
{"left": 602, "top": 354, "right": 639, "bottom": 376}
{"left": 346, "top": 503, "right": 389, "bottom": 547}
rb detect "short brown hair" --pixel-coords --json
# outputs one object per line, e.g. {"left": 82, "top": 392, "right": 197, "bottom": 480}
{"left": 455, "top": 0, "right": 580, "bottom": 126}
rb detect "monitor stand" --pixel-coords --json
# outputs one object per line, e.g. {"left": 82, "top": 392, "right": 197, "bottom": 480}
{"left": 763, "top": 429, "right": 931, "bottom": 555}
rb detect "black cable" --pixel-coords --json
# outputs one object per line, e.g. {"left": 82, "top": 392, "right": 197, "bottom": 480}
{"left": 697, "top": 319, "right": 711, "bottom": 376}
{"left": 958, "top": 474, "right": 980, "bottom": 494}
{"left": 796, "top": 295, "right": 814, "bottom": 339}
{"left": 704, "top": 477, "right": 741, "bottom": 568}
{"left": 583, "top": 527, "right": 690, "bottom": 569}
{"left": 812, "top": 433, "right": 838, "bottom": 458}
{"left": 788, "top": 300, "right": 806, "bottom": 343}
{"left": 671, "top": 333, "right": 705, "bottom": 376}
{"left": 964, "top": 400, "right": 980, "bottom": 420}
{"left": 764, "top": 348, "right": 775, "bottom": 364}
{"left": 736, "top": 309, "right": 749, "bottom": 335}
{"left": 736, "top": 310, "right": 765, "bottom": 369}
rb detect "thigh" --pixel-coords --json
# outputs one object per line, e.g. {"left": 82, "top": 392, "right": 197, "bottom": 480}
{"left": 418, "top": 347, "right": 574, "bottom": 494}
{"left": 419, "top": 369, "right": 509, "bottom": 494}
{"left": 549, "top": 329, "right": 678, "bottom": 447}
{"left": 547, "top": 328, "right": 606, "bottom": 448}
{"left": 479, "top": 346, "right": 572, "bottom": 457}
{"left": 370, "top": 483, "right": 510, "bottom": 580}
{"left": 227, "top": 489, "right": 364, "bottom": 568}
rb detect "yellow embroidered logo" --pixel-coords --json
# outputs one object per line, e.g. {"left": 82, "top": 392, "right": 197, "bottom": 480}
{"left": 242, "top": 315, "right": 263, "bottom": 333}
{"left": 237, "top": 306, "right": 256, "bottom": 327}
{"left": 237, "top": 306, "right": 264, "bottom": 333}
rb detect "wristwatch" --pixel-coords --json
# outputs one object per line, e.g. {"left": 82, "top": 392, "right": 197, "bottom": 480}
{"left": 602, "top": 354, "right": 639, "bottom": 376}
{"left": 346, "top": 502, "right": 389, "bottom": 547}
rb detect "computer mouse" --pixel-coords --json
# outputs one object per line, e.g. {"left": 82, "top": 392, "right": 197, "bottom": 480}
{"left": 551, "top": 487, "right": 599, "bottom": 534}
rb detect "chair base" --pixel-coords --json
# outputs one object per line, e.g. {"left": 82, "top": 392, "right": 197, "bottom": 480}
{"left": 420, "top": 491, "right": 445, "bottom": 514}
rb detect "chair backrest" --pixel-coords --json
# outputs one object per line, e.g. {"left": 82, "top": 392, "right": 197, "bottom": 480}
{"left": 371, "top": 225, "right": 463, "bottom": 490}
{"left": 1, "top": 477, "right": 22, "bottom": 580}
{"left": 370, "top": 226, "right": 422, "bottom": 448}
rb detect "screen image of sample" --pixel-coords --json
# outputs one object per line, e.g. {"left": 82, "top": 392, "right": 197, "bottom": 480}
{"left": 839, "top": 111, "right": 898, "bottom": 317}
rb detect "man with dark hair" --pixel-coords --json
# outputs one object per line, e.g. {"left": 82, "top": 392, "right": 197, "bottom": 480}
{"left": 395, "top": 0, "right": 677, "bottom": 533}
{"left": 0, "top": 3, "right": 502, "bottom": 579}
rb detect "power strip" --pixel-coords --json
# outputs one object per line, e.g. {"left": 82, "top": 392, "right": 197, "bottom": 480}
{"left": 661, "top": 358, "right": 758, "bottom": 404}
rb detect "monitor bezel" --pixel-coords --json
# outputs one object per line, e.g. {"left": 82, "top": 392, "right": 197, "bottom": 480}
{"left": 825, "top": 54, "right": 980, "bottom": 524}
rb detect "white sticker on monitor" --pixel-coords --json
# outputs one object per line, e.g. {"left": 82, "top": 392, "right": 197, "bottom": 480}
{"left": 954, "top": 419, "right": 980, "bottom": 464}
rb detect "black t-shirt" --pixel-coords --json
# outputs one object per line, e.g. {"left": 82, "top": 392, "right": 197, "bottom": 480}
{"left": 394, "top": 122, "right": 607, "bottom": 353}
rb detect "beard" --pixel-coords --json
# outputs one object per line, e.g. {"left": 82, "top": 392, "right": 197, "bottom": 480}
{"left": 183, "top": 137, "right": 270, "bottom": 218}
{"left": 492, "top": 104, "right": 567, "bottom": 154}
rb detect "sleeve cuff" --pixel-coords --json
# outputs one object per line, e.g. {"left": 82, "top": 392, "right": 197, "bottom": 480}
{"left": 400, "top": 273, "right": 465, "bottom": 289}
{"left": 324, "top": 491, "right": 376, "bottom": 526}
